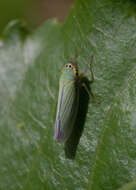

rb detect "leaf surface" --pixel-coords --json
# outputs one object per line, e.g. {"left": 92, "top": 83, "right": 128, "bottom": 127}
{"left": 0, "top": 1, "right": 136, "bottom": 190}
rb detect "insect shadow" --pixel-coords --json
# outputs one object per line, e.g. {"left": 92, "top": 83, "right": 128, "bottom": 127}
{"left": 64, "top": 76, "right": 91, "bottom": 159}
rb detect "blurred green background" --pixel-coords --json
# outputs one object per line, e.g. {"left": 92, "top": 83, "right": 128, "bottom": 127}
{"left": 0, "top": 0, "right": 74, "bottom": 33}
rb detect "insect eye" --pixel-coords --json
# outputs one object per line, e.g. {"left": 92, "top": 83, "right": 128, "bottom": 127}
{"left": 66, "top": 64, "right": 68, "bottom": 67}
{"left": 69, "top": 64, "right": 72, "bottom": 68}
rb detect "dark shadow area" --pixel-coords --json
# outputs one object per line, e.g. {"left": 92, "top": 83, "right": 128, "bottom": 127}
{"left": 64, "top": 77, "right": 92, "bottom": 159}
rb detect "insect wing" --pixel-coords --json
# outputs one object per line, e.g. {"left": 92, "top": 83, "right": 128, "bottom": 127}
{"left": 54, "top": 80, "right": 79, "bottom": 142}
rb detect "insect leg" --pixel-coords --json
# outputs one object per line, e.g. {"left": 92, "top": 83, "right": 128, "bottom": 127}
{"left": 82, "top": 82, "right": 99, "bottom": 104}
{"left": 89, "top": 59, "right": 94, "bottom": 84}
{"left": 80, "top": 54, "right": 94, "bottom": 82}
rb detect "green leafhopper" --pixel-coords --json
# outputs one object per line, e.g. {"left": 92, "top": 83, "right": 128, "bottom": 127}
{"left": 54, "top": 54, "right": 95, "bottom": 142}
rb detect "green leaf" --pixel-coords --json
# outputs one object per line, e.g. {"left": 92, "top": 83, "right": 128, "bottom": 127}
{"left": 88, "top": 67, "right": 136, "bottom": 190}
{"left": 0, "top": 0, "right": 136, "bottom": 190}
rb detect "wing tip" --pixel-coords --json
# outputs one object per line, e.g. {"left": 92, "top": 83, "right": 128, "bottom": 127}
{"left": 54, "top": 118, "right": 65, "bottom": 143}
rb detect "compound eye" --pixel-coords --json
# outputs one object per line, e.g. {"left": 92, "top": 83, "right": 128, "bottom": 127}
{"left": 66, "top": 64, "right": 68, "bottom": 67}
{"left": 69, "top": 64, "right": 72, "bottom": 68}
